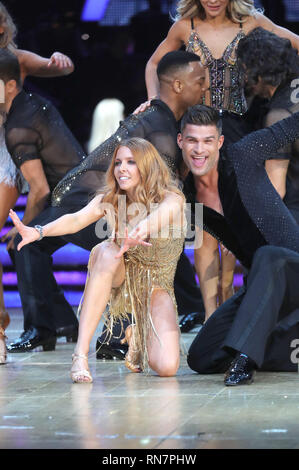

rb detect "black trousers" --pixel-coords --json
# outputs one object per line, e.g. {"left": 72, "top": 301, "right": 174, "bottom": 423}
{"left": 14, "top": 206, "right": 101, "bottom": 334}
{"left": 188, "top": 245, "right": 299, "bottom": 374}
{"left": 15, "top": 206, "right": 204, "bottom": 336}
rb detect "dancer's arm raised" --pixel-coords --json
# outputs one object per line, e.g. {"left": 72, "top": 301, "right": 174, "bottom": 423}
{"left": 10, "top": 194, "right": 105, "bottom": 251}
{"left": 16, "top": 49, "right": 74, "bottom": 80}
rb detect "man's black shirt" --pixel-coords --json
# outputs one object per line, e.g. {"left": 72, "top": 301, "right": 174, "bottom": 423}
{"left": 184, "top": 112, "right": 299, "bottom": 268}
{"left": 262, "top": 78, "right": 299, "bottom": 221}
{"left": 5, "top": 90, "right": 85, "bottom": 192}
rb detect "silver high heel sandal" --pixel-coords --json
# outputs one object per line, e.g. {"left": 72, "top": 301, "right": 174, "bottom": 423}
{"left": 70, "top": 353, "right": 93, "bottom": 383}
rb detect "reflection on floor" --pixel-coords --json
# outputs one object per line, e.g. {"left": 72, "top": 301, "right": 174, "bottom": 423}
{"left": 0, "top": 308, "right": 298, "bottom": 450}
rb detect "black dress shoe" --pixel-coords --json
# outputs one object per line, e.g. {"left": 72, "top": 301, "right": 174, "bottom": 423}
{"left": 8, "top": 328, "right": 33, "bottom": 347}
{"left": 7, "top": 327, "right": 56, "bottom": 353}
{"left": 179, "top": 312, "right": 203, "bottom": 333}
{"left": 96, "top": 339, "right": 128, "bottom": 360}
{"left": 224, "top": 353, "right": 256, "bottom": 386}
{"left": 56, "top": 324, "right": 78, "bottom": 343}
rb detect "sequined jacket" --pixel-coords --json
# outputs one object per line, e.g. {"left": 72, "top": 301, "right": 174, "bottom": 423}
{"left": 52, "top": 100, "right": 181, "bottom": 208}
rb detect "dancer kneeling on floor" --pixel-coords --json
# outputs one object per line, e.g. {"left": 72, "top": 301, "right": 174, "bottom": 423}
{"left": 10, "top": 137, "right": 186, "bottom": 382}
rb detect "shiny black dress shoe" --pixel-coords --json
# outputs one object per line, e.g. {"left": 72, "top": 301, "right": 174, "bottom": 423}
{"left": 56, "top": 324, "right": 78, "bottom": 343}
{"left": 7, "top": 326, "right": 56, "bottom": 353}
{"left": 96, "top": 339, "right": 128, "bottom": 360}
{"left": 224, "top": 353, "right": 256, "bottom": 386}
{"left": 179, "top": 312, "right": 204, "bottom": 333}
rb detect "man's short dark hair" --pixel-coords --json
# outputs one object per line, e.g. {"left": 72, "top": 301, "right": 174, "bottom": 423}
{"left": 181, "top": 105, "right": 222, "bottom": 134}
{"left": 157, "top": 51, "right": 201, "bottom": 80}
{"left": 237, "top": 27, "right": 299, "bottom": 88}
{"left": 0, "top": 48, "right": 21, "bottom": 87}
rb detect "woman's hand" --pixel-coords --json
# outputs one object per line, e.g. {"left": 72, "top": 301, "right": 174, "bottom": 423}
{"left": 8, "top": 209, "right": 40, "bottom": 251}
{"left": 115, "top": 227, "right": 152, "bottom": 259}
{"left": 48, "top": 52, "right": 73, "bottom": 70}
{"left": 133, "top": 97, "right": 156, "bottom": 115}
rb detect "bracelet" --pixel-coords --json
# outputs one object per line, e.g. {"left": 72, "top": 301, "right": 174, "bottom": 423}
{"left": 34, "top": 225, "right": 44, "bottom": 241}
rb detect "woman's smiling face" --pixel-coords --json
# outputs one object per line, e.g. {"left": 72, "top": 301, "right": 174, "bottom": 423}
{"left": 114, "top": 146, "right": 141, "bottom": 196}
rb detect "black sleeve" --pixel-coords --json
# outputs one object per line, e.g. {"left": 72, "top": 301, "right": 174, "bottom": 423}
{"left": 228, "top": 111, "right": 299, "bottom": 254}
{"left": 51, "top": 116, "right": 146, "bottom": 207}
{"left": 229, "top": 111, "right": 299, "bottom": 166}
{"left": 263, "top": 108, "right": 293, "bottom": 160}
{"left": 6, "top": 127, "right": 41, "bottom": 169}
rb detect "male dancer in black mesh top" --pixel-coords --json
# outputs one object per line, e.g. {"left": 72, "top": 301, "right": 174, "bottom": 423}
{"left": 9, "top": 50, "right": 206, "bottom": 353}
{"left": 179, "top": 104, "right": 299, "bottom": 386}
{"left": 0, "top": 48, "right": 85, "bottom": 348}
{"left": 237, "top": 27, "right": 299, "bottom": 222}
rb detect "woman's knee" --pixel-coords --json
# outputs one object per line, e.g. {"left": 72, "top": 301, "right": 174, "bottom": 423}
{"left": 89, "top": 241, "right": 121, "bottom": 275}
{"left": 149, "top": 356, "right": 179, "bottom": 377}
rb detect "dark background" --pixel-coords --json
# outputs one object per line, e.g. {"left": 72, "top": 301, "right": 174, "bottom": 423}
{"left": 3, "top": 0, "right": 299, "bottom": 151}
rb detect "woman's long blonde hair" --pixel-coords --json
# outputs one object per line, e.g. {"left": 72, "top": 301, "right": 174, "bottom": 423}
{"left": 100, "top": 137, "right": 184, "bottom": 233}
{"left": 175, "top": 0, "right": 262, "bottom": 23}
{"left": 0, "top": 2, "right": 17, "bottom": 49}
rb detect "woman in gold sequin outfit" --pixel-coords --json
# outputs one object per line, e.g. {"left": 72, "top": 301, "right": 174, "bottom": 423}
{"left": 10, "top": 138, "right": 186, "bottom": 382}
{"left": 136, "top": 0, "right": 299, "bottom": 323}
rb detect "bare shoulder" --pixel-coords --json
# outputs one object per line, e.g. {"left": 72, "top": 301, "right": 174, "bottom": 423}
{"left": 168, "top": 18, "right": 190, "bottom": 40}
{"left": 242, "top": 12, "right": 265, "bottom": 33}
{"left": 243, "top": 12, "right": 276, "bottom": 33}
{"left": 164, "top": 190, "right": 184, "bottom": 206}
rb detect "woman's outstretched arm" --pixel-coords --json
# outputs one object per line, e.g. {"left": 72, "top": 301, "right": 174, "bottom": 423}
{"left": 15, "top": 49, "right": 74, "bottom": 79}
{"left": 10, "top": 194, "right": 104, "bottom": 251}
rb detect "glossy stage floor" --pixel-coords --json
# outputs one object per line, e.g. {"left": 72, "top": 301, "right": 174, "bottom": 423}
{"left": 0, "top": 308, "right": 299, "bottom": 451}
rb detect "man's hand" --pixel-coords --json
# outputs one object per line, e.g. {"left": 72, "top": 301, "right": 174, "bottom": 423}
{"left": 1, "top": 226, "right": 18, "bottom": 251}
{"left": 220, "top": 244, "right": 234, "bottom": 257}
{"left": 115, "top": 227, "right": 152, "bottom": 259}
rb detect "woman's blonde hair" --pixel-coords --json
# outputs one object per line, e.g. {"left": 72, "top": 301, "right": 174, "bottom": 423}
{"left": 175, "top": 0, "right": 262, "bottom": 23}
{"left": 100, "top": 137, "right": 184, "bottom": 232}
{"left": 0, "top": 2, "right": 17, "bottom": 49}
{"left": 87, "top": 98, "right": 125, "bottom": 153}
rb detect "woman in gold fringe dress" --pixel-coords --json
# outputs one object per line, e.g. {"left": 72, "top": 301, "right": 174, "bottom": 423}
{"left": 10, "top": 137, "right": 186, "bottom": 383}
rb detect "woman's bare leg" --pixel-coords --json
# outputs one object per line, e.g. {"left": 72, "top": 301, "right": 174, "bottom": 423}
{"left": 194, "top": 230, "right": 220, "bottom": 322}
{"left": 0, "top": 182, "right": 19, "bottom": 312}
{"left": 219, "top": 247, "right": 236, "bottom": 305}
{"left": 71, "top": 241, "right": 125, "bottom": 380}
{"left": 147, "top": 289, "right": 180, "bottom": 377}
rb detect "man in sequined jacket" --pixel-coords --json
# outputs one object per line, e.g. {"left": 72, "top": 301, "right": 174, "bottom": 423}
{"left": 179, "top": 104, "right": 299, "bottom": 386}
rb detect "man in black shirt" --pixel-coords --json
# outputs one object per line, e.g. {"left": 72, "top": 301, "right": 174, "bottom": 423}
{"left": 9, "top": 51, "right": 206, "bottom": 353}
{"left": 179, "top": 105, "right": 299, "bottom": 385}
{"left": 0, "top": 48, "right": 86, "bottom": 349}
{"left": 237, "top": 27, "right": 299, "bottom": 222}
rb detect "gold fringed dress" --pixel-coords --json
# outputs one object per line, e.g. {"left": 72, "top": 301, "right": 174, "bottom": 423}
{"left": 87, "top": 225, "right": 186, "bottom": 371}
